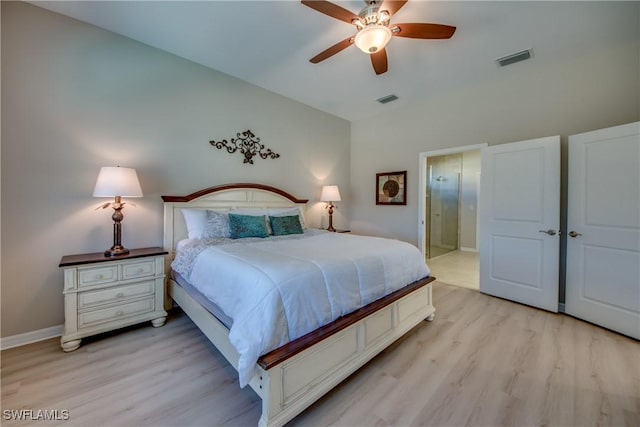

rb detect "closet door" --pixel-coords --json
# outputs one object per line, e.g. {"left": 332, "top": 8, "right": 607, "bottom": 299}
{"left": 479, "top": 136, "right": 560, "bottom": 312}
{"left": 566, "top": 122, "right": 640, "bottom": 339}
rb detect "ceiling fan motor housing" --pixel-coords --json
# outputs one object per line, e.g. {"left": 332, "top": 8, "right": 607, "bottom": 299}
{"left": 354, "top": 2, "right": 390, "bottom": 28}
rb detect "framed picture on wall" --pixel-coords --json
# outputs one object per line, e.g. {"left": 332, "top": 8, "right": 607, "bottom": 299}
{"left": 376, "top": 171, "right": 407, "bottom": 205}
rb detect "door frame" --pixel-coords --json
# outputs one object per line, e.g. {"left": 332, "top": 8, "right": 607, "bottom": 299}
{"left": 418, "top": 143, "right": 487, "bottom": 257}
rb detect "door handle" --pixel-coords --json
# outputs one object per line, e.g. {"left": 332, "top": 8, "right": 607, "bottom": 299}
{"left": 568, "top": 231, "right": 582, "bottom": 238}
{"left": 539, "top": 229, "right": 557, "bottom": 236}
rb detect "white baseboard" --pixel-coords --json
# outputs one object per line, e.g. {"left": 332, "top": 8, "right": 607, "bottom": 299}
{"left": 460, "top": 247, "right": 478, "bottom": 252}
{"left": 1, "top": 325, "right": 63, "bottom": 350}
{"left": 558, "top": 303, "right": 566, "bottom": 313}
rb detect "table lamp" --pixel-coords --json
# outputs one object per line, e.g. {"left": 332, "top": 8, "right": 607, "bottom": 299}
{"left": 320, "top": 185, "right": 341, "bottom": 232}
{"left": 93, "top": 166, "right": 143, "bottom": 256}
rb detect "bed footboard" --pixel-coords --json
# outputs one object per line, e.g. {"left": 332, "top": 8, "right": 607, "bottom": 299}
{"left": 170, "top": 273, "right": 434, "bottom": 427}
{"left": 254, "top": 282, "right": 434, "bottom": 427}
{"left": 170, "top": 277, "right": 434, "bottom": 427}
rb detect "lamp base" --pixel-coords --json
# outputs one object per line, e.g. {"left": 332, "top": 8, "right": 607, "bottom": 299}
{"left": 104, "top": 245, "right": 130, "bottom": 257}
{"left": 326, "top": 203, "right": 336, "bottom": 232}
{"left": 105, "top": 203, "right": 130, "bottom": 257}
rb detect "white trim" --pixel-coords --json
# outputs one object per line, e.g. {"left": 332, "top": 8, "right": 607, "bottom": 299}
{"left": 460, "top": 247, "right": 479, "bottom": 253}
{"left": 1, "top": 325, "right": 63, "bottom": 350}
{"left": 418, "top": 143, "right": 487, "bottom": 257}
{"left": 475, "top": 171, "right": 482, "bottom": 253}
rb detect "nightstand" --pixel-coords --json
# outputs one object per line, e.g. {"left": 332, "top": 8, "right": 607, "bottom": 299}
{"left": 59, "top": 247, "right": 168, "bottom": 352}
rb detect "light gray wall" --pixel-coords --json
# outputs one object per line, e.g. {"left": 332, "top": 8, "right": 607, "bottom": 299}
{"left": 1, "top": 2, "right": 351, "bottom": 337}
{"left": 350, "top": 38, "right": 639, "bottom": 247}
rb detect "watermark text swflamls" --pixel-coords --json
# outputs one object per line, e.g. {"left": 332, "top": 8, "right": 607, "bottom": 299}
{"left": 3, "top": 409, "right": 70, "bottom": 421}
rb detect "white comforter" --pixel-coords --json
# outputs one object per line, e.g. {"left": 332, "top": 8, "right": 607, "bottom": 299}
{"left": 185, "top": 231, "right": 430, "bottom": 387}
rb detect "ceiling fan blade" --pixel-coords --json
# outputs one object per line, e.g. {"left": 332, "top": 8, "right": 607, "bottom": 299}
{"left": 301, "top": 0, "right": 358, "bottom": 24}
{"left": 370, "top": 48, "right": 388, "bottom": 75}
{"left": 310, "top": 36, "right": 354, "bottom": 63}
{"left": 379, "top": 1, "right": 408, "bottom": 17}
{"left": 393, "top": 23, "right": 456, "bottom": 39}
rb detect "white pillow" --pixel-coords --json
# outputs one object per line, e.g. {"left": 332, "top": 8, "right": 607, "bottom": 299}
{"left": 230, "top": 208, "right": 269, "bottom": 216}
{"left": 268, "top": 207, "right": 307, "bottom": 229}
{"left": 181, "top": 209, "right": 207, "bottom": 239}
{"left": 181, "top": 208, "right": 231, "bottom": 239}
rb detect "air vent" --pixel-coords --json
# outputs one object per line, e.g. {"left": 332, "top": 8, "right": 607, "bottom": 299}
{"left": 377, "top": 94, "right": 399, "bottom": 104}
{"left": 496, "top": 49, "right": 533, "bottom": 67}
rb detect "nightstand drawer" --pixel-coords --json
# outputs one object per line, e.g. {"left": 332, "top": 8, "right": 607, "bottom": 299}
{"left": 78, "top": 265, "right": 118, "bottom": 287}
{"left": 122, "top": 260, "right": 156, "bottom": 280}
{"left": 78, "top": 298, "right": 155, "bottom": 328}
{"left": 78, "top": 281, "right": 155, "bottom": 309}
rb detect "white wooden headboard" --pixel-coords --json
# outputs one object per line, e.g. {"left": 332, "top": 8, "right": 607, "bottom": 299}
{"left": 162, "top": 183, "right": 309, "bottom": 256}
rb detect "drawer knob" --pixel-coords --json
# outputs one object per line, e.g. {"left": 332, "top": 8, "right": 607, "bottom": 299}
{"left": 137, "top": 268, "right": 144, "bottom": 273}
{"left": 116, "top": 292, "right": 125, "bottom": 298}
{"left": 98, "top": 274, "right": 104, "bottom": 279}
{"left": 116, "top": 311, "right": 124, "bottom": 317}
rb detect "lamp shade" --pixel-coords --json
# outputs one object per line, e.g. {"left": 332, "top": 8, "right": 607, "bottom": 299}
{"left": 354, "top": 25, "right": 392, "bottom": 54}
{"left": 320, "top": 185, "right": 341, "bottom": 202}
{"left": 93, "top": 166, "right": 143, "bottom": 197}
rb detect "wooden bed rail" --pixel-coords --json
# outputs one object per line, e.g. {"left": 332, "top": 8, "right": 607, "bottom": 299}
{"left": 258, "top": 275, "right": 436, "bottom": 369}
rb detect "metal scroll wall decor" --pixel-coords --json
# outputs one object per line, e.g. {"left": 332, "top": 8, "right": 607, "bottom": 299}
{"left": 209, "top": 130, "right": 280, "bottom": 165}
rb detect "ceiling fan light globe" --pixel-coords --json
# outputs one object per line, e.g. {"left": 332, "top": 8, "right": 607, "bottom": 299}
{"left": 354, "top": 25, "right": 392, "bottom": 54}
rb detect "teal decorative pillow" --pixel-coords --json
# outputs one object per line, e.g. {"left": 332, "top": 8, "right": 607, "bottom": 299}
{"left": 228, "top": 214, "right": 269, "bottom": 239}
{"left": 269, "top": 215, "right": 304, "bottom": 236}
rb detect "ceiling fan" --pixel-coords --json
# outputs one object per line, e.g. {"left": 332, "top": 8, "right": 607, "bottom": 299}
{"left": 302, "top": 0, "right": 456, "bottom": 75}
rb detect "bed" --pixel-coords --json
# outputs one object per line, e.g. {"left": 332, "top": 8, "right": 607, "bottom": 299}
{"left": 162, "top": 183, "right": 436, "bottom": 427}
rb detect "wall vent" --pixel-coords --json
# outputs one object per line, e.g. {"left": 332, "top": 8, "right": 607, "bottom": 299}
{"left": 377, "top": 94, "right": 399, "bottom": 104}
{"left": 496, "top": 49, "right": 533, "bottom": 67}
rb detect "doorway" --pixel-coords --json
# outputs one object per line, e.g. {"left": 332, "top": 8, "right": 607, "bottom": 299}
{"left": 426, "top": 153, "right": 461, "bottom": 258}
{"left": 418, "top": 144, "right": 486, "bottom": 289}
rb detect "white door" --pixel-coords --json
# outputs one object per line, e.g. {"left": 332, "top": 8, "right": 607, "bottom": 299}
{"left": 479, "top": 136, "right": 560, "bottom": 312}
{"left": 566, "top": 122, "right": 640, "bottom": 339}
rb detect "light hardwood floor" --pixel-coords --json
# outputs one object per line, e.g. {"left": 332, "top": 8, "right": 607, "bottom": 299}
{"left": 427, "top": 251, "right": 479, "bottom": 290}
{"left": 2, "top": 283, "right": 638, "bottom": 426}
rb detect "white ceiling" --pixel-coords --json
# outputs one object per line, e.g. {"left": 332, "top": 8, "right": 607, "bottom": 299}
{"left": 31, "top": 1, "right": 639, "bottom": 122}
